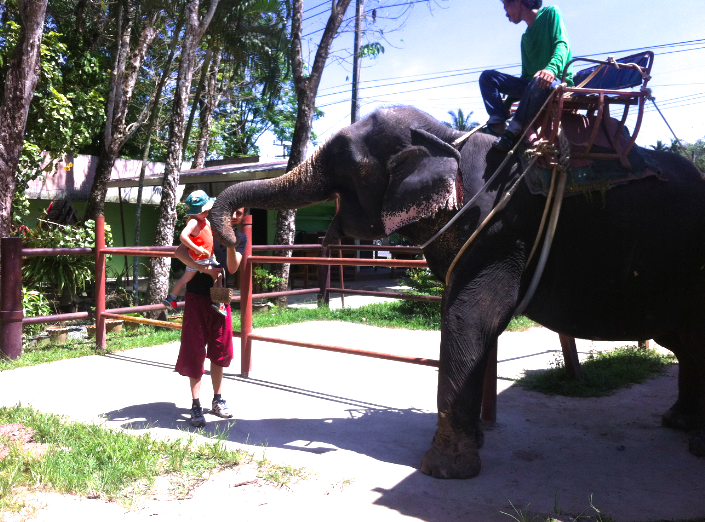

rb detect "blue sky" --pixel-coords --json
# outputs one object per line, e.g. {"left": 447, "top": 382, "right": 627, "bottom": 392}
{"left": 258, "top": 0, "right": 705, "bottom": 158}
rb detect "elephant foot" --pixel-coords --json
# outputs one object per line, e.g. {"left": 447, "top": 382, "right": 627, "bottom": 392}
{"left": 689, "top": 430, "right": 705, "bottom": 458}
{"left": 662, "top": 403, "right": 700, "bottom": 431}
{"left": 420, "top": 412, "right": 481, "bottom": 479}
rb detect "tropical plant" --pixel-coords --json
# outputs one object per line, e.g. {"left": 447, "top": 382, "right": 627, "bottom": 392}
{"left": 253, "top": 266, "right": 287, "bottom": 292}
{"left": 444, "top": 109, "right": 479, "bottom": 131}
{"left": 21, "top": 287, "right": 55, "bottom": 336}
{"left": 21, "top": 220, "right": 113, "bottom": 307}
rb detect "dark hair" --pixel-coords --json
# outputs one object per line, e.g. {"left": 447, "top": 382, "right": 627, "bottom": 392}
{"left": 521, "top": 0, "right": 542, "bottom": 8}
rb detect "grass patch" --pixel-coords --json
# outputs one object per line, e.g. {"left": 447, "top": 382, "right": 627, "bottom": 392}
{"left": 237, "top": 300, "right": 538, "bottom": 333}
{"left": 3, "top": 301, "right": 538, "bottom": 372}
{"left": 255, "top": 453, "right": 308, "bottom": 489}
{"left": 516, "top": 345, "right": 675, "bottom": 397}
{"left": 1, "top": 325, "right": 181, "bottom": 372}
{"left": 0, "top": 404, "right": 246, "bottom": 514}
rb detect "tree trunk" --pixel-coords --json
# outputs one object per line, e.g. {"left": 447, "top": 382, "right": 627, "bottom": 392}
{"left": 0, "top": 0, "right": 47, "bottom": 292}
{"left": 191, "top": 45, "right": 222, "bottom": 170}
{"left": 84, "top": 3, "right": 160, "bottom": 221}
{"left": 270, "top": 0, "right": 352, "bottom": 305}
{"left": 132, "top": 16, "right": 184, "bottom": 305}
{"left": 145, "top": 0, "right": 220, "bottom": 310}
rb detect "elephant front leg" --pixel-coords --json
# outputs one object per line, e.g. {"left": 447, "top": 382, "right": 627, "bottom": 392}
{"left": 421, "top": 276, "right": 514, "bottom": 479}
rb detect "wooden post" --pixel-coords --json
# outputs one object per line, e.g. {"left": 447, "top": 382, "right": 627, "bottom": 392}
{"left": 95, "top": 216, "right": 106, "bottom": 351}
{"left": 558, "top": 334, "right": 581, "bottom": 379}
{"left": 481, "top": 339, "right": 498, "bottom": 424}
{"left": 0, "top": 237, "right": 24, "bottom": 360}
{"left": 240, "top": 214, "right": 253, "bottom": 377}
{"left": 638, "top": 340, "right": 650, "bottom": 350}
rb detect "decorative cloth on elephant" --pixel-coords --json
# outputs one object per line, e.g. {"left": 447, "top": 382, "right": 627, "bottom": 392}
{"left": 523, "top": 112, "right": 666, "bottom": 197}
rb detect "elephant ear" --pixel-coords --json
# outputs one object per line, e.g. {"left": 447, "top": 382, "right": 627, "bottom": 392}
{"left": 381, "top": 128, "right": 462, "bottom": 235}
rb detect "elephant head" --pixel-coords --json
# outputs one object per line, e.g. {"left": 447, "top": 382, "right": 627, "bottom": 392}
{"left": 210, "top": 106, "right": 466, "bottom": 248}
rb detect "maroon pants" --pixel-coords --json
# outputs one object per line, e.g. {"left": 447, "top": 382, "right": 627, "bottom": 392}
{"left": 175, "top": 292, "right": 233, "bottom": 379}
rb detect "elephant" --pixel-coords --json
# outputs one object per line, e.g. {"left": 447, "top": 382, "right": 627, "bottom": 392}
{"left": 210, "top": 106, "right": 705, "bottom": 479}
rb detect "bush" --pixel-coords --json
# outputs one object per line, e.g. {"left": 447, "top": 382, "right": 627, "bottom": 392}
{"left": 22, "top": 220, "right": 112, "bottom": 306}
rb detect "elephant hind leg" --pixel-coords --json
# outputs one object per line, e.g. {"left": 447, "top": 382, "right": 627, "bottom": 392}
{"left": 655, "top": 332, "right": 701, "bottom": 431}
{"left": 665, "top": 320, "right": 705, "bottom": 457}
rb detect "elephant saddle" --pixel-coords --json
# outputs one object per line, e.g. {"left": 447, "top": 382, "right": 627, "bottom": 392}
{"left": 522, "top": 112, "right": 665, "bottom": 197}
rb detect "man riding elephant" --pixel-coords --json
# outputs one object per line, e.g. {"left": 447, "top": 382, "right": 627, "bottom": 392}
{"left": 480, "top": 0, "right": 573, "bottom": 151}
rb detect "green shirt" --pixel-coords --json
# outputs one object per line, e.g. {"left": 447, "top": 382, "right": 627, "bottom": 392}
{"left": 521, "top": 5, "right": 573, "bottom": 86}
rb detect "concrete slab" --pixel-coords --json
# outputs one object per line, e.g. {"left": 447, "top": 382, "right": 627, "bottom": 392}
{"left": 2, "top": 320, "right": 704, "bottom": 521}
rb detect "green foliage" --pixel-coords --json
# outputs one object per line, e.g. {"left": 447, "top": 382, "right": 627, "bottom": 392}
{"left": 21, "top": 288, "right": 55, "bottom": 336}
{"left": 253, "top": 266, "right": 287, "bottom": 291}
{"left": 21, "top": 220, "right": 112, "bottom": 301}
{"left": 405, "top": 267, "right": 443, "bottom": 297}
{"left": 0, "top": 18, "right": 107, "bottom": 229}
{"left": 444, "top": 108, "right": 479, "bottom": 131}
{"left": 359, "top": 42, "right": 385, "bottom": 59}
{"left": 516, "top": 345, "right": 675, "bottom": 397}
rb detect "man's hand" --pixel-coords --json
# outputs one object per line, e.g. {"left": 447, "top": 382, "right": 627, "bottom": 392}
{"left": 534, "top": 69, "right": 555, "bottom": 89}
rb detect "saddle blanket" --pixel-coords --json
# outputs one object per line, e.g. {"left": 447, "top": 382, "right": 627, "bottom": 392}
{"left": 522, "top": 112, "right": 665, "bottom": 197}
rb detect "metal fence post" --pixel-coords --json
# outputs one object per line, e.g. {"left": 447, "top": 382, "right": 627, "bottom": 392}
{"left": 95, "top": 215, "right": 106, "bottom": 350}
{"left": 240, "top": 214, "right": 253, "bottom": 377}
{"left": 317, "top": 245, "right": 330, "bottom": 307}
{"left": 1, "top": 237, "right": 24, "bottom": 359}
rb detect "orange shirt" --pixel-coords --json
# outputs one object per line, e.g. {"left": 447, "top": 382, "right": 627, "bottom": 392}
{"left": 188, "top": 221, "right": 214, "bottom": 261}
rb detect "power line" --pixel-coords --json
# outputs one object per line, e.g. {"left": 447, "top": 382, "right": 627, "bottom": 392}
{"left": 303, "top": 0, "right": 429, "bottom": 38}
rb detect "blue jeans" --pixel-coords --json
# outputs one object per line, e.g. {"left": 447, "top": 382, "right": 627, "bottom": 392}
{"left": 479, "top": 70, "right": 560, "bottom": 131}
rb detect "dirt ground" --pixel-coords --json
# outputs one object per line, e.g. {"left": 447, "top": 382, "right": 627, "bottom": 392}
{"left": 1, "top": 322, "right": 704, "bottom": 522}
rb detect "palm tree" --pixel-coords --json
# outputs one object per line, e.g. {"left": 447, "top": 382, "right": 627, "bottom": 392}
{"left": 650, "top": 140, "right": 668, "bottom": 151}
{"left": 444, "top": 109, "right": 478, "bottom": 131}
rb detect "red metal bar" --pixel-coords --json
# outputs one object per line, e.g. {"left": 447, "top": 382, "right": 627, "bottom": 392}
{"left": 249, "top": 255, "right": 428, "bottom": 268}
{"left": 1, "top": 238, "right": 24, "bottom": 360}
{"left": 327, "top": 288, "right": 441, "bottom": 302}
{"left": 248, "top": 333, "right": 440, "bottom": 367}
{"left": 23, "top": 312, "right": 91, "bottom": 325}
{"left": 240, "top": 214, "right": 253, "bottom": 377}
{"left": 330, "top": 245, "right": 424, "bottom": 253}
{"left": 253, "top": 288, "right": 320, "bottom": 300}
{"left": 101, "top": 249, "right": 175, "bottom": 257}
{"left": 95, "top": 216, "right": 106, "bottom": 351}
{"left": 22, "top": 247, "right": 93, "bottom": 257}
{"left": 252, "top": 244, "right": 321, "bottom": 251}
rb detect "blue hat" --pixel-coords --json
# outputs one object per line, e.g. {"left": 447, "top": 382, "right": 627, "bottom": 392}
{"left": 184, "top": 190, "right": 215, "bottom": 215}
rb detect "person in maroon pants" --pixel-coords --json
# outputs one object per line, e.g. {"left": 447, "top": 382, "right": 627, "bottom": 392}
{"left": 173, "top": 208, "right": 247, "bottom": 427}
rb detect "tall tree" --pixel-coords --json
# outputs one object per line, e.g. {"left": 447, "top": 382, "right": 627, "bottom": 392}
{"left": 132, "top": 14, "right": 185, "bottom": 305}
{"left": 269, "top": 0, "right": 353, "bottom": 304}
{"left": 145, "top": 0, "right": 220, "bottom": 309}
{"left": 444, "top": 109, "right": 478, "bottom": 131}
{"left": 0, "top": 0, "right": 48, "bottom": 243}
{"left": 84, "top": 1, "right": 163, "bottom": 221}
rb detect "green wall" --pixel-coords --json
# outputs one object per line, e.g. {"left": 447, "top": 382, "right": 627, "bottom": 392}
{"left": 25, "top": 198, "right": 336, "bottom": 276}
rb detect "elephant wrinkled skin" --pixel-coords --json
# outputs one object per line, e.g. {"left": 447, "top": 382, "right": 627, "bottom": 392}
{"left": 210, "top": 106, "right": 705, "bottom": 479}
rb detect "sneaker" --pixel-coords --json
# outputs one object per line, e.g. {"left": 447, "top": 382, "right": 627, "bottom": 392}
{"left": 162, "top": 295, "right": 178, "bottom": 310}
{"left": 492, "top": 131, "right": 518, "bottom": 152}
{"left": 211, "top": 397, "right": 233, "bottom": 418}
{"left": 211, "top": 302, "right": 228, "bottom": 317}
{"left": 190, "top": 404, "right": 205, "bottom": 427}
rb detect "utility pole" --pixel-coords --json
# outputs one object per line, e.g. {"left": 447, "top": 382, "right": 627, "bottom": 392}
{"left": 350, "top": 0, "right": 364, "bottom": 123}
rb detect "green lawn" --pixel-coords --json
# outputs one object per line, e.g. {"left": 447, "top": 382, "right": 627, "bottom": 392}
{"left": 2, "top": 300, "right": 538, "bottom": 372}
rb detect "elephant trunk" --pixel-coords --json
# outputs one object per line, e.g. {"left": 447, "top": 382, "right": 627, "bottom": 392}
{"left": 210, "top": 152, "right": 332, "bottom": 247}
